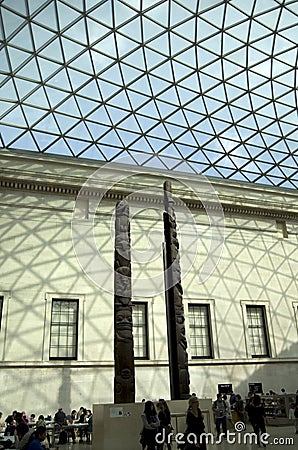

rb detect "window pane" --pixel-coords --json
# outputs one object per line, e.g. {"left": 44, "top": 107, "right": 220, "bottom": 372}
{"left": 246, "top": 306, "right": 269, "bottom": 357}
{"left": 188, "top": 304, "right": 212, "bottom": 359}
{"left": 132, "top": 303, "right": 148, "bottom": 359}
{"left": 49, "top": 299, "right": 78, "bottom": 360}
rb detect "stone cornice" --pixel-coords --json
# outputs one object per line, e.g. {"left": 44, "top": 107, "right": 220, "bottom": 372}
{"left": 1, "top": 176, "right": 297, "bottom": 221}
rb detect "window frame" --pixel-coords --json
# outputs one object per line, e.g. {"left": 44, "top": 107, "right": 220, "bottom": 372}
{"left": 49, "top": 298, "right": 79, "bottom": 360}
{"left": 43, "top": 293, "right": 84, "bottom": 361}
{"left": 132, "top": 301, "right": 149, "bottom": 360}
{"left": 185, "top": 298, "right": 218, "bottom": 360}
{"left": 187, "top": 303, "right": 214, "bottom": 360}
{"left": 241, "top": 301, "right": 274, "bottom": 358}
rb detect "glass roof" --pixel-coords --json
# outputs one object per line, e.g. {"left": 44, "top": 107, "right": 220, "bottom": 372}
{"left": 0, "top": 0, "right": 297, "bottom": 188}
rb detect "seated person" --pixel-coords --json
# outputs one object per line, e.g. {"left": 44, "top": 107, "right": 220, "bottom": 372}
{"left": 27, "top": 426, "right": 47, "bottom": 450}
{"left": 4, "top": 416, "right": 15, "bottom": 436}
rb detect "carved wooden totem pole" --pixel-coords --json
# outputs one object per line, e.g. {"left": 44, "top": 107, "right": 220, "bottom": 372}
{"left": 163, "top": 181, "right": 190, "bottom": 399}
{"left": 114, "top": 199, "right": 135, "bottom": 403}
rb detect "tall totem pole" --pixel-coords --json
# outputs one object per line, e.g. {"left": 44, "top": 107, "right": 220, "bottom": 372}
{"left": 163, "top": 181, "right": 190, "bottom": 399}
{"left": 114, "top": 199, "right": 135, "bottom": 403}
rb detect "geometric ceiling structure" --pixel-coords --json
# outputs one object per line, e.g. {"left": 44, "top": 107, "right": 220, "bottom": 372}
{"left": 0, "top": 0, "right": 297, "bottom": 189}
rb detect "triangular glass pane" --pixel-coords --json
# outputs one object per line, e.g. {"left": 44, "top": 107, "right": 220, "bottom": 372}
{"left": 65, "top": 137, "right": 90, "bottom": 155}
{"left": 2, "top": 8, "right": 24, "bottom": 38}
{"left": 69, "top": 52, "right": 94, "bottom": 74}
{"left": 90, "top": 49, "right": 115, "bottom": 74}
{"left": 98, "top": 78, "right": 121, "bottom": 100}
{"left": 149, "top": 74, "right": 172, "bottom": 94}
{"left": 78, "top": 79, "right": 100, "bottom": 99}
{"left": 0, "top": 79, "right": 18, "bottom": 102}
{"left": 201, "top": 33, "right": 221, "bottom": 56}
{"left": 31, "top": 24, "right": 56, "bottom": 51}
{"left": 197, "top": 18, "right": 220, "bottom": 41}
{"left": 151, "top": 60, "right": 173, "bottom": 81}
{"left": 11, "top": 132, "right": 39, "bottom": 151}
{"left": 276, "top": 91, "right": 295, "bottom": 108}
{"left": 199, "top": 4, "right": 224, "bottom": 27}
{"left": 179, "top": 72, "right": 199, "bottom": 93}
{"left": 130, "top": 137, "right": 153, "bottom": 155}
{"left": 100, "top": 129, "right": 124, "bottom": 147}
{"left": 174, "top": 18, "right": 195, "bottom": 42}
{"left": 116, "top": 32, "right": 142, "bottom": 59}
{"left": 134, "top": 114, "right": 159, "bottom": 132}
{"left": 22, "top": 105, "right": 47, "bottom": 126}
{"left": 125, "top": 89, "right": 147, "bottom": 110}
{"left": 119, "top": 17, "right": 142, "bottom": 43}
{"left": 105, "top": 105, "right": 130, "bottom": 124}
{"left": 199, "top": 73, "right": 219, "bottom": 92}
{"left": 171, "top": 1, "right": 192, "bottom": 26}
{"left": 100, "top": 65, "right": 123, "bottom": 87}
{"left": 34, "top": 3, "right": 57, "bottom": 30}
{"left": 281, "top": 110, "right": 297, "bottom": 126}
{"left": 57, "top": 2, "right": 82, "bottom": 30}
{"left": 272, "top": 60, "right": 293, "bottom": 78}
{"left": 54, "top": 113, "right": 80, "bottom": 133}
{"left": 93, "top": 34, "right": 117, "bottom": 58}
{"left": 197, "top": 46, "right": 219, "bottom": 68}
{"left": 78, "top": 145, "right": 106, "bottom": 160}
{"left": 86, "top": 18, "right": 109, "bottom": 46}
{"left": 201, "top": 60, "right": 222, "bottom": 81}
{"left": 158, "top": 87, "right": 179, "bottom": 105}
{"left": 123, "top": 48, "right": 146, "bottom": 72}
{"left": 76, "top": 96, "right": 98, "bottom": 116}
{"left": 120, "top": 63, "right": 143, "bottom": 86}
{"left": 117, "top": 129, "right": 139, "bottom": 146}
{"left": 56, "top": 96, "right": 81, "bottom": 116}
{"left": 61, "top": 37, "right": 85, "bottom": 63}
{"left": 64, "top": 20, "right": 88, "bottom": 45}
{"left": 142, "top": 16, "right": 166, "bottom": 42}
{"left": 87, "top": 106, "right": 112, "bottom": 124}
{"left": 37, "top": 57, "right": 61, "bottom": 81}
{"left": 177, "top": 85, "right": 199, "bottom": 104}
{"left": 67, "top": 122, "right": 91, "bottom": 140}
{"left": 25, "top": 87, "right": 49, "bottom": 108}
{"left": 225, "top": 4, "right": 248, "bottom": 27}
{"left": 164, "top": 123, "right": 184, "bottom": 140}
{"left": 143, "top": 49, "right": 166, "bottom": 72}
{"left": 177, "top": 46, "right": 196, "bottom": 69}
{"left": 35, "top": 113, "right": 60, "bottom": 134}
{"left": 118, "top": 115, "right": 140, "bottom": 133}
{"left": 114, "top": 2, "right": 138, "bottom": 28}
{"left": 170, "top": 33, "right": 191, "bottom": 55}
{"left": 255, "top": 9, "right": 280, "bottom": 31}
{"left": 32, "top": 130, "right": 58, "bottom": 150}
{"left": 39, "top": 39, "right": 64, "bottom": 63}
{"left": 88, "top": 2, "right": 113, "bottom": 28}
{"left": 140, "top": 98, "right": 161, "bottom": 118}
{"left": 146, "top": 35, "right": 169, "bottom": 58}
{"left": 1, "top": 124, "right": 24, "bottom": 144}
{"left": 7, "top": 47, "right": 30, "bottom": 71}
{"left": 46, "top": 138, "right": 73, "bottom": 157}
{"left": 148, "top": 122, "right": 170, "bottom": 140}
{"left": 109, "top": 91, "right": 131, "bottom": 111}
{"left": 10, "top": 25, "right": 33, "bottom": 51}
{"left": 146, "top": 136, "right": 168, "bottom": 152}
{"left": 251, "top": 35, "right": 274, "bottom": 57}
{"left": 85, "top": 121, "right": 109, "bottom": 140}
{"left": 47, "top": 68, "right": 72, "bottom": 91}
{"left": 45, "top": 86, "right": 69, "bottom": 108}
{"left": 2, "top": 106, "right": 27, "bottom": 127}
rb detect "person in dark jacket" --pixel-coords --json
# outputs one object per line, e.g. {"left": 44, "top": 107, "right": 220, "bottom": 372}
{"left": 250, "top": 395, "right": 266, "bottom": 447}
{"left": 183, "top": 396, "right": 206, "bottom": 450}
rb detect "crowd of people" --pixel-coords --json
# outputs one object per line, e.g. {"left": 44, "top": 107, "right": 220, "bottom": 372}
{"left": 0, "top": 407, "right": 93, "bottom": 450}
{"left": 139, "top": 389, "right": 298, "bottom": 449}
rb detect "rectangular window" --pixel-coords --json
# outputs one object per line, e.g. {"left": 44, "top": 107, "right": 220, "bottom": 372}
{"left": 188, "top": 304, "right": 213, "bottom": 359}
{"left": 132, "top": 302, "right": 148, "bottom": 359}
{"left": 0, "top": 296, "right": 3, "bottom": 331}
{"left": 49, "top": 299, "right": 78, "bottom": 360}
{"left": 246, "top": 305, "right": 270, "bottom": 357}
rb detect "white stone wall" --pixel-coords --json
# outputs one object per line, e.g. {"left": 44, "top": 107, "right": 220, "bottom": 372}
{"left": 0, "top": 151, "right": 297, "bottom": 417}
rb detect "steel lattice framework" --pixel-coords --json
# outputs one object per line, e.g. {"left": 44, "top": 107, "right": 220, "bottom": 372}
{"left": 0, "top": 0, "right": 297, "bottom": 188}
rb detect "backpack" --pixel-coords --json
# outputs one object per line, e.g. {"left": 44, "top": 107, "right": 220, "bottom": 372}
{"left": 58, "top": 430, "right": 68, "bottom": 444}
